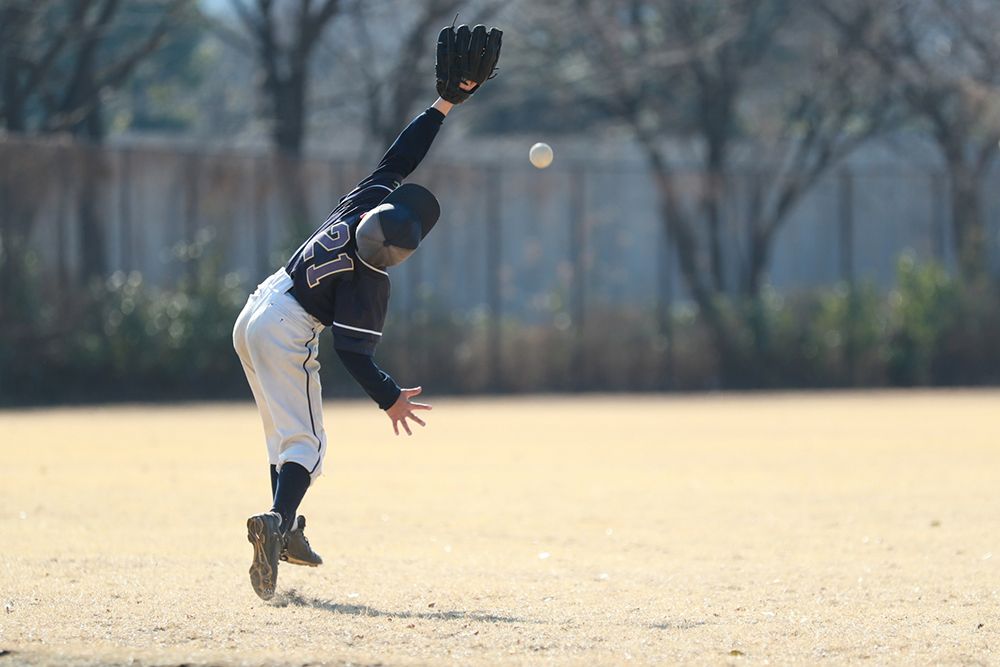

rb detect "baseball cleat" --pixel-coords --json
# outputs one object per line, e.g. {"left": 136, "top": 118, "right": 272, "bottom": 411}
{"left": 281, "top": 515, "right": 323, "bottom": 567}
{"left": 246, "top": 511, "right": 283, "bottom": 600}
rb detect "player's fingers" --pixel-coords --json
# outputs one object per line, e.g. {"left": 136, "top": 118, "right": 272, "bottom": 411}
{"left": 410, "top": 402, "right": 432, "bottom": 410}
{"left": 410, "top": 413, "right": 426, "bottom": 427}
{"left": 402, "top": 418, "right": 412, "bottom": 436}
{"left": 405, "top": 386, "right": 422, "bottom": 398}
{"left": 392, "top": 419, "right": 399, "bottom": 436}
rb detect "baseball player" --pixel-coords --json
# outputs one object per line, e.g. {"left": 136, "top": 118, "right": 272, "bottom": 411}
{"left": 233, "top": 24, "right": 502, "bottom": 601}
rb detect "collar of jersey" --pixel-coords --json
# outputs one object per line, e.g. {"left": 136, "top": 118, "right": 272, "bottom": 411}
{"left": 355, "top": 253, "right": 389, "bottom": 277}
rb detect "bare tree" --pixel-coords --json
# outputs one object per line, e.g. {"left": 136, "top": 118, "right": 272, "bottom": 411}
{"left": 0, "top": 0, "right": 188, "bottom": 283}
{"left": 742, "top": 30, "right": 893, "bottom": 298}
{"left": 0, "top": 0, "right": 78, "bottom": 133}
{"left": 665, "top": 0, "right": 787, "bottom": 293}
{"left": 351, "top": 0, "right": 462, "bottom": 149}
{"left": 213, "top": 1, "right": 344, "bottom": 235}
{"left": 0, "top": 0, "right": 186, "bottom": 139}
{"left": 327, "top": 0, "right": 505, "bottom": 150}
{"left": 229, "top": 0, "right": 344, "bottom": 156}
{"left": 820, "top": 0, "right": 1000, "bottom": 282}
{"left": 555, "top": 0, "right": 886, "bottom": 381}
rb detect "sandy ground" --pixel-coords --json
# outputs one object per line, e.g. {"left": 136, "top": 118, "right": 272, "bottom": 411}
{"left": 1, "top": 391, "right": 998, "bottom": 666}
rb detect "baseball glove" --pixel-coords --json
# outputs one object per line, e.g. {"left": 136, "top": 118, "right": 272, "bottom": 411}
{"left": 435, "top": 23, "right": 503, "bottom": 105}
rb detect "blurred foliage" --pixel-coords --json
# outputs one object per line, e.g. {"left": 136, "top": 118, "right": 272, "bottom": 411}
{"left": 886, "top": 255, "right": 957, "bottom": 386}
{"left": 0, "top": 0, "right": 194, "bottom": 138}
{"left": 0, "top": 232, "right": 249, "bottom": 402}
{"left": 4, "top": 0, "right": 1000, "bottom": 404}
{"left": 113, "top": 3, "right": 210, "bottom": 134}
{"left": 2, "top": 250, "right": 998, "bottom": 405}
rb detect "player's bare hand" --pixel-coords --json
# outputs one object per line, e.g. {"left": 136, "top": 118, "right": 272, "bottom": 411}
{"left": 386, "top": 386, "right": 432, "bottom": 436}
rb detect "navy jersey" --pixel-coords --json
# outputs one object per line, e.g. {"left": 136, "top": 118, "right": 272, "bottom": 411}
{"left": 285, "top": 108, "right": 445, "bottom": 355}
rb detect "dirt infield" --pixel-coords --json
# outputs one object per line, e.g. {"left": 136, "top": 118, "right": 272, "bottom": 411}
{"left": 1, "top": 391, "right": 998, "bottom": 665}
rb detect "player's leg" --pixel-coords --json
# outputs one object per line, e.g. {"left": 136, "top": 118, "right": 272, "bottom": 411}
{"left": 235, "top": 288, "right": 285, "bottom": 601}
{"left": 236, "top": 272, "right": 310, "bottom": 598}
{"left": 245, "top": 296, "right": 328, "bottom": 498}
{"left": 234, "top": 285, "right": 283, "bottom": 501}
{"left": 258, "top": 334, "right": 322, "bottom": 565}
{"left": 244, "top": 364, "right": 283, "bottom": 501}
{"left": 251, "top": 322, "right": 325, "bottom": 560}
{"left": 268, "top": 330, "right": 324, "bottom": 567}
{"left": 234, "top": 363, "right": 304, "bottom": 567}
{"left": 241, "top": 284, "right": 327, "bottom": 595}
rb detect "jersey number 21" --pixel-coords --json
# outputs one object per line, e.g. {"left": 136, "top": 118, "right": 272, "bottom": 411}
{"left": 304, "top": 221, "right": 354, "bottom": 287}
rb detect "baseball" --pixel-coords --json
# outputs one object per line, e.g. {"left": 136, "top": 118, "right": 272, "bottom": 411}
{"left": 529, "top": 142, "right": 554, "bottom": 169}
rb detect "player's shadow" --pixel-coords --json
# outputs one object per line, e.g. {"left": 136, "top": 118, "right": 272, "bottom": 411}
{"left": 276, "top": 589, "right": 535, "bottom": 625}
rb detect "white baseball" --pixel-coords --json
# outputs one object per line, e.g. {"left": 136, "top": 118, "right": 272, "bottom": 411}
{"left": 529, "top": 142, "right": 554, "bottom": 169}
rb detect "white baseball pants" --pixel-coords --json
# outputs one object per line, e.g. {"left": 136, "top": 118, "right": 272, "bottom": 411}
{"left": 233, "top": 269, "right": 327, "bottom": 480}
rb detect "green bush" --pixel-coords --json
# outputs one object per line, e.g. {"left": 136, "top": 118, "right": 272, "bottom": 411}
{"left": 886, "top": 254, "right": 958, "bottom": 385}
{"left": 2, "top": 250, "right": 999, "bottom": 405}
{"left": 1, "top": 233, "right": 250, "bottom": 403}
{"left": 69, "top": 266, "right": 248, "bottom": 395}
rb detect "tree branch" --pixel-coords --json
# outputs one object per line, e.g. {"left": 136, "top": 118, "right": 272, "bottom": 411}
{"left": 301, "top": 0, "right": 341, "bottom": 52}
{"left": 20, "top": 1, "right": 94, "bottom": 100}
{"left": 95, "top": 0, "right": 186, "bottom": 91}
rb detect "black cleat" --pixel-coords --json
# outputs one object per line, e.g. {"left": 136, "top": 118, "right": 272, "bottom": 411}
{"left": 281, "top": 515, "right": 323, "bottom": 567}
{"left": 246, "top": 512, "right": 283, "bottom": 600}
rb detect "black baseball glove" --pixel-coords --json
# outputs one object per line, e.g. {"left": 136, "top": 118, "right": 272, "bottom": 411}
{"left": 435, "top": 23, "right": 503, "bottom": 105}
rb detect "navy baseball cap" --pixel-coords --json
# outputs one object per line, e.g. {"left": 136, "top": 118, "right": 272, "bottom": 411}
{"left": 381, "top": 183, "right": 440, "bottom": 240}
{"left": 355, "top": 183, "right": 441, "bottom": 268}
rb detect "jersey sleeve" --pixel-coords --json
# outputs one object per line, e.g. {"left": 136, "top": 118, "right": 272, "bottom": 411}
{"left": 330, "top": 270, "right": 391, "bottom": 356}
{"left": 337, "top": 107, "right": 446, "bottom": 213}
{"left": 335, "top": 348, "right": 401, "bottom": 410}
{"left": 371, "top": 107, "right": 444, "bottom": 181}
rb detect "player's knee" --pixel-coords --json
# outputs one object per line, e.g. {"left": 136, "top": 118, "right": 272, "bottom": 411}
{"left": 279, "top": 441, "right": 323, "bottom": 480}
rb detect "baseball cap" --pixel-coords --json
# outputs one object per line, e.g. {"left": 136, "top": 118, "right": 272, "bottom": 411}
{"left": 381, "top": 183, "right": 440, "bottom": 240}
{"left": 355, "top": 183, "right": 441, "bottom": 268}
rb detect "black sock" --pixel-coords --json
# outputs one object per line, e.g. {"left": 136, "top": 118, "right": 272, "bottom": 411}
{"left": 269, "top": 465, "right": 279, "bottom": 499}
{"left": 271, "top": 462, "right": 311, "bottom": 534}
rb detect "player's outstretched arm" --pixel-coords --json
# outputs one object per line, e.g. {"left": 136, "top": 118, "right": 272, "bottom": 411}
{"left": 385, "top": 387, "right": 432, "bottom": 437}
{"left": 335, "top": 348, "right": 431, "bottom": 436}
{"left": 365, "top": 80, "right": 478, "bottom": 185}
{"left": 336, "top": 348, "right": 401, "bottom": 407}
{"left": 350, "top": 22, "right": 501, "bottom": 193}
